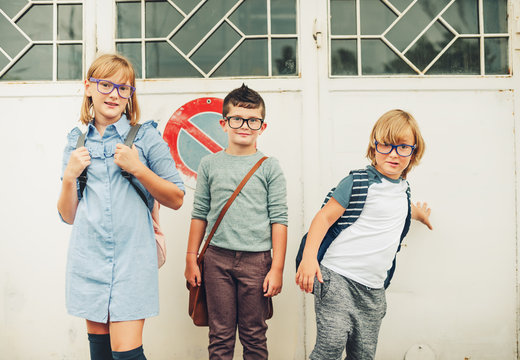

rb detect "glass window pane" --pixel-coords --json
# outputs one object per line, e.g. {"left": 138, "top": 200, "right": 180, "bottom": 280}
{"left": 146, "top": 41, "right": 202, "bottom": 78}
{"left": 330, "top": 0, "right": 356, "bottom": 35}
{"left": 271, "top": 0, "right": 296, "bottom": 34}
{"left": 117, "top": 42, "right": 142, "bottom": 78}
{"left": 58, "top": 4, "right": 82, "bottom": 40}
{"left": 385, "top": 0, "right": 452, "bottom": 52}
{"left": 117, "top": 2, "right": 141, "bottom": 39}
{"left": 172, "top": 0, "right": 199, "bottom": 15}
{"left": 331, "top": 39, "right": 357, "bottom": 75}
{"left": 170, "top": 0, "right": 236, "bottom": 54}
{"left": 272, "top": 38, "right": 297, "bottom": 76}
{"left": 58, "top": 44, "right": 82, "bottom": 80}
{"left": 485, "top": 38, "right": 509, "bottom": 75}
{"left": 212, "top": 39, "right": 267, "bottom": 77}
{"left": 16, "top": 5, "right": 52, "bottom": 41}
{"left": 0, "top": 10, "right": 30, "bottom": 58}
{"left": 0, "top": 0, "right": 28, "bottom": 18}
{"left": 361, "top": 39, "right": 414, "bottom": 75}
{"left": 387, "top": 0, "right": 413, "bottom": 13}
{"left": 1, "top": 44, "right": 52, "bottom": 81}
{"left": 441, "top": 0, "right": 478, "bottom": 34}
{"left": 360, "top": 0, "right": 397, "bottom": 35}
{"left": 483, "top": 0, "right": 507, "bottom": 34}
{"left": 191, "top": 22, "right": 241, "bottom": 74}
{"left": 229, "top": 0, "right": 267, "bottom": 35}
{"left": 406, "top": 20, "right": 454, "bottom": 71}
{"left": 427, "top": 38, "right": 480, "bottom": 74}
{"left": 145, "top": 1, "right": 183, "bottom": 38}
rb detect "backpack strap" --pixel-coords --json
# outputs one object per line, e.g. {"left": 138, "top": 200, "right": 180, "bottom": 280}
{"left": 295, "top": 169, "right": 369, "bottom": 269}
{"left": 76, "top": 124, "right": 147, "bottom": 207}
{"left": 119, "top": 124, "right": 148, "bottom": 206}
{"left": 76, "top": 132, "right": 87, "bottom": 198}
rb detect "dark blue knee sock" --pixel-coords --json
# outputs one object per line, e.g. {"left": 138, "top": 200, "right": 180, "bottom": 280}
{"left": 88, "top": 333, "right": 112, "bottom": 360}
{"left": 112, "top": 345, "right": 146, "bottom": 360}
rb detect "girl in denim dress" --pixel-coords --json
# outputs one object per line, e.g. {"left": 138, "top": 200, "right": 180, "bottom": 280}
{"left": 58, "top": 54, "right": 185, "bottom": 360}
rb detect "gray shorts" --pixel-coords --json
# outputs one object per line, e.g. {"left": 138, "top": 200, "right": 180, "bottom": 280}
{"left": 310, "top": 265, "right": 387, "bottom": 360}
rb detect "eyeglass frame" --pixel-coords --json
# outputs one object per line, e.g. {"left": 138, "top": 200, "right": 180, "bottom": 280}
{"left": 374, "top": 140, "right": 416, "bottom": 157}
{"left": 89, "top": 77, "right": 136, "bottom": 99}
{"left": 224, "top": 116, "right": 265, "bottom": 130}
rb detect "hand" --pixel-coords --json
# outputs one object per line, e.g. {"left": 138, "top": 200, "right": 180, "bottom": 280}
{"left": 295, "top": 257, "right": 322, "bottom": 293}
{"left": 185, "top": 259, "right": 202, "bottom": 287}
{"left": 412, "top": 201, "right": 433, "bottom": 230}
{"left": 263, "top": 269, "right": 283, "bottom": 297}
{"left": 114, "top": 144, "right": 143, "bottom": 175}
{"left": 63, "top": 147, "right": 91, "bottom": 180}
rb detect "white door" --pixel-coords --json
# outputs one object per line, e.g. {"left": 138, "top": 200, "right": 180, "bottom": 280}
{"left": 0, "top": 0, "right": 519, "bottom": 359}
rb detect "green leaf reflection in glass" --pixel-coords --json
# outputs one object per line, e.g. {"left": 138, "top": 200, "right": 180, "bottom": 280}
{"left": 362, "top": 39, "right": 414, "bottom": 75}
{"left": 58, "top": 5, "right": 82, "bottom": 41}
{"left": 484, "top": 38, "right": 509, "bottom": 75}
{"left": 427, "top": 38, "right": 479, "bottom": 74}
{"left": 1, "top": 45, "right": 52, "bottom": 81}
{"left": 213, "top": 39, "right": 267, "bottom": 77}
{"left": 191, "top": 22, "right": 241, "bottom": 74}
{"left": 272, "top": 38, "right": 297, "bottom": 76}
{"left": 331, "top": 39, "right": 357, "bottom": 75}
{"left": 405, "top": 20, "right": 453, "bottom": 71}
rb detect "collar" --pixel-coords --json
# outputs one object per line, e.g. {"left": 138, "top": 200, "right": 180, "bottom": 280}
{"left": 366, "top": 165, "right": 402, "bottom": 184}
{"left": 87, "top": 114, "right": 131, "bottom": 139}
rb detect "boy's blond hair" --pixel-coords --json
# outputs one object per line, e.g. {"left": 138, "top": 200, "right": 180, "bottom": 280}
{"left": 80, "top": 53, "right": 140, "bottom": 125}
{"left": 366, "top": 109, "right": 425, "bottom": 179}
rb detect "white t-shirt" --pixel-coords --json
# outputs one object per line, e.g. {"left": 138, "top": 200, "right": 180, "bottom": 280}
{"left": 321, "top": 175, "right": 408, "bottom": 288}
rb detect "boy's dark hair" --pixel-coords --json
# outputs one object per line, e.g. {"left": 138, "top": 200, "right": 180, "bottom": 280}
{"left": 222, "top": 83, "right": 265, "bottom": 119}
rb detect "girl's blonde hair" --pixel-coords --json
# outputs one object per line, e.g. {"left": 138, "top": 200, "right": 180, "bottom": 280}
{"left": 80, "top": 53, "right": 140, "bottom": 125}
{"left": 366, "top": 109, "right": 425, "bottom": 178}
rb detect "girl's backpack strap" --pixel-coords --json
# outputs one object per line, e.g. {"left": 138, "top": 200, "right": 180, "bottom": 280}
{"left": 76, "top": 132, "right": 87, "bottom": 197}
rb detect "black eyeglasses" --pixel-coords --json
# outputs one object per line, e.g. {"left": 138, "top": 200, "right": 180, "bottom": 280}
{"left": 89, "top": 77, "right": 136, "bottom": 99}
{"left": 375, "top": 140, "right": 416, "bottom": 157}
{"left": 224, "top": 116, "right": 264, "bottom": 130}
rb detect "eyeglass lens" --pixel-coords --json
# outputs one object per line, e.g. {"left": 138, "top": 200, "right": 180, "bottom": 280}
{"left": 376, "top": 143, "right": 413, "bottom": 156}
{"left": 227, "top": 116, "right": 263, "bottom": 130}
{"left": 97, "top": 80, "right": 133, "bottom": 98}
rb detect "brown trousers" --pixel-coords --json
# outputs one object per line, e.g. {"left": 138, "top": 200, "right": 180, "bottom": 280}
{"left": 203, "top": 245, "right": 272, "bottom": 360}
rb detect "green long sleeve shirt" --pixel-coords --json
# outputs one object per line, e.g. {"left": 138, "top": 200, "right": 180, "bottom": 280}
{"left": 192, "top": 151, "right": 288, "bottom": 251}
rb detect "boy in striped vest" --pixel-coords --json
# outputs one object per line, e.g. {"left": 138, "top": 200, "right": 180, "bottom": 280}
{"left": 296, "top": 109, "right": 432, "bottom": 360}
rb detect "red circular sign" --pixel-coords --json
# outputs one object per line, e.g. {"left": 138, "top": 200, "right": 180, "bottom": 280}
{"left": 163, "top": 97, "right": 226, "bottom": 179}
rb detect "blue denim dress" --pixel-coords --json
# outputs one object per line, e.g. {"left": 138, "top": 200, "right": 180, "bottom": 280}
{"left": 61, "top": 115, "right": 184, "bottom": 323}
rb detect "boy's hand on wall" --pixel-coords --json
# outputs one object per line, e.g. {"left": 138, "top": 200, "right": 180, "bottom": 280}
{"left": 295, "top": 259, "right": 322, "bottom": 293}
{"left": 263, "top": 269, "right": 283, "bottom": 297}
{"left": 411, "top": 201, "right": 433, "bottom": 230}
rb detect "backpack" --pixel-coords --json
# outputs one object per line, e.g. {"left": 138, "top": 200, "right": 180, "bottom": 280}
{"left": 76, "top": 124, "right": 167, "bottom": 268}
{"left": 295, "top": 169, "right": 411, "bottom": 288}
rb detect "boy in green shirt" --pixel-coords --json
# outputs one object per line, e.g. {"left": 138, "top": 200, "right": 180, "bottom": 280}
{"left": 185, "top": 84, "right": 288, "bottom": 359}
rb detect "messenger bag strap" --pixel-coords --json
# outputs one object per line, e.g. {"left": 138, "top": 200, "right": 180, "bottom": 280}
{"left": 197, "top": 156, "right": 268, "bottom": 266}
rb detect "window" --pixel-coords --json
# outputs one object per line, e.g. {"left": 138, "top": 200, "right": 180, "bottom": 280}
{"left": 0, "top": 0, "right": 83, "bottom": 81}
{"left": 115, "top": 0, "right": 298, "bottom": 78}
{"left": 329, "top": 0, "right": 510, "bottom": 76}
